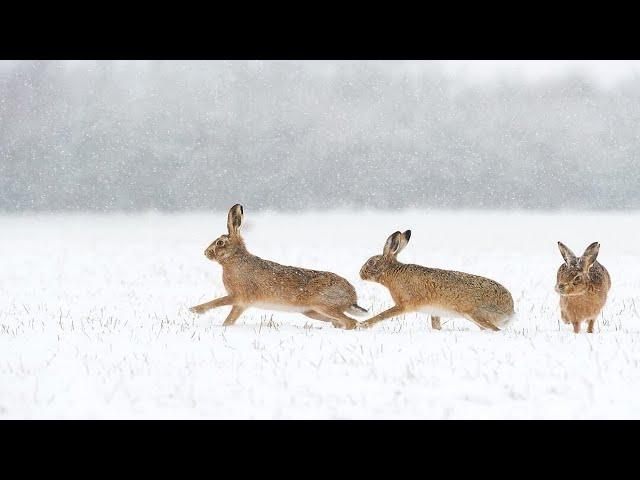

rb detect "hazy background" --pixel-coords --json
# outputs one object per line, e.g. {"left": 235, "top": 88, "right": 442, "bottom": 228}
{"left": 2, "top": 60, "right": 640, "bottom": 212}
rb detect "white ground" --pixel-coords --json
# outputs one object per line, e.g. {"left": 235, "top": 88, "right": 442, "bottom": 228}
{"left": 1, "top": 210, "right": 640, "bottom": 419}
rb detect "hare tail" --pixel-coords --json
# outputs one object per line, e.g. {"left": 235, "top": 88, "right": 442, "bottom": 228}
{"left": 495, "top": 311, "right": 517, "bottom": 328}
{"left": 346, "top": 304, "right": 368, "bottom": 317}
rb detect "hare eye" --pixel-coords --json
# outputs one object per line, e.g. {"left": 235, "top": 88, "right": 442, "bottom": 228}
{"left": 216, "top": 239, "right": 224, "bottom": 247}
{"left": 573, "top": 275, "right": 581, "bottom": 283}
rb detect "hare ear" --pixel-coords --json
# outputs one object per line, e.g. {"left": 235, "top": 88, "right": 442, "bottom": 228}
{"left": 227, "top": 204, "right": 244, "bottom": 235}
{"left": 395, "top": 230, "right": 411, "bottom": 255}
{"left": 383, "top": 231, "right": 403, "bottom": 258}
{"left": 382, "top": 230, "right": 411, "bottom": 257}
{"left": 557, "top": 241, "right": 577, "bottom": 265}
{"left": 580, "top": 242, "right": 600, "bottom": 271}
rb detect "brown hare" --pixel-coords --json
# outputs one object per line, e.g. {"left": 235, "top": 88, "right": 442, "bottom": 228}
{"left": 555, "top": 241, "right": 610, "bottom": 333}
{"left": 358, "top": 230, "right": 515, "bottom": 331}
{"left": 189, "top": 204, "right": 367, "bottom": 329}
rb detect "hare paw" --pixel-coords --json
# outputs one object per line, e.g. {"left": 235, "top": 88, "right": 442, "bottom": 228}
{"left": 343, "top": 319, "right": 358, "bottom": 330}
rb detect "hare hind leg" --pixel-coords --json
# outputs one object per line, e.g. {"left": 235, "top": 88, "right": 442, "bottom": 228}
{"left": 313, "top": 306, "right": 358, "bottom": 330}
{"left": 466, "top": 310, "right": 500, "bottom": 332}
{"left": 303, "top": 310, "right": 336, "bottom": 325}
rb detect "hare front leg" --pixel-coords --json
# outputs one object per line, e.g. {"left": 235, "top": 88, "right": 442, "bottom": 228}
{"left": 587, "top": 319, "right": 596, "bottom": 333}
{"left": 431, "top": 316, "right": 442, "bottom": 330}
{"left": 572, "top": 322, "right": 581, "bottom": 334}
{"left": 358, "top": 305, "right": 406, "bottom": 329}
{"left": 190, "top": 295, "right": 235, "bottom": 314}
{"left": 222, "top": 305, "right": 246, "bottom": 326}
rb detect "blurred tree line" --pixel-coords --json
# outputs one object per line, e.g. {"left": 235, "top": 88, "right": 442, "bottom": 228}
{"left": 1, "top": 60, "right": 639, "bottom": 211}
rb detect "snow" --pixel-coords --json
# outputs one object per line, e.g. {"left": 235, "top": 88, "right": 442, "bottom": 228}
{"left": 1, "top": 210, "right": 639, "bottom": 419}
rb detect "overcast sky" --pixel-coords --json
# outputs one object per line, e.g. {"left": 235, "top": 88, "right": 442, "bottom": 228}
{"left": 3, "top": 60, "right": 640, "bottom": 89}
{"left": 434, "top": 60, "right": 640, "bottom": 88}
{"left": 3, "top": 59, "right": 640, "bottom": 211}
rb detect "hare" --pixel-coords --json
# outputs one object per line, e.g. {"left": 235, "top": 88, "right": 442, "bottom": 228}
{"left": 555, "top": 241, "right": 610, "bottom": 333}
{"left": 189, "top": 204, "right": 367, "bottom": 329}
{"left": 358, "top": 230, "right": 515, "bottom": 331}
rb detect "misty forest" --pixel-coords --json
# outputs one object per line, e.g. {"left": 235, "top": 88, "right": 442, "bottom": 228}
{"left": 2, "top": 60, "right": 639, "bottom": 212}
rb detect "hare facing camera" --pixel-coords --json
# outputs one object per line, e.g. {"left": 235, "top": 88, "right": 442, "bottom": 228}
{"left": 555, "top": 241, "right": 610, "bottom": 333}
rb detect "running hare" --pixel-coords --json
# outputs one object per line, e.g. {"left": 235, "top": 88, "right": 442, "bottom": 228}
{"left": 555, "top": 241, "right": 610, "bottom": 333}
{"left": 358, "top": 230, "right": 514, "bottom": 331}
{"left": 189, "top": 204, "right": 367, "bottom": 329}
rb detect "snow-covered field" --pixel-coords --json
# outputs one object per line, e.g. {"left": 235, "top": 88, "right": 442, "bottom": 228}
{"left": 1, "top": 210, "right": 640, "bottom": 419}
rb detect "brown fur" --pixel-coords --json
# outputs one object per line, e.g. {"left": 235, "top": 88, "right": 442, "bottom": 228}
{"left": 358, "top": 230, "right": 515, "bottom": 331}
{"left": 189, "top": 204, "right": 366, "bottom": 329}
{"left": 555, "top": 241, "right": 610, "bottom": 334}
